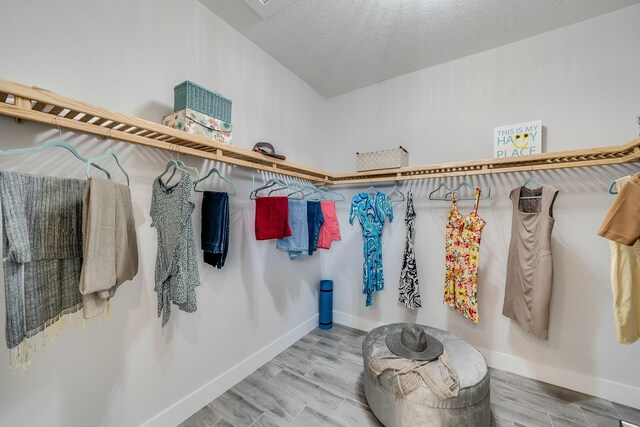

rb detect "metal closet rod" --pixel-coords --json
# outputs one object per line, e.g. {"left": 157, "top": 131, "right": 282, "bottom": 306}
{"left": 0, "top": 77, "right": 638, "bottom": 186}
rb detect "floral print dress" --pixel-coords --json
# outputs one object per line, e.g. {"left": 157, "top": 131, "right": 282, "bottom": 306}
{"left": 444, "top": 189, "right": 485, "bottom": 323}
{"left": 350, "top": 191, "right": 393, "bottom": 307}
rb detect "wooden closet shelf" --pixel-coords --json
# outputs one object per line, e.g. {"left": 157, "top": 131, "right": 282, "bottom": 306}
{"left": 330, "top": 140, "right": 640, "bottom": 184}
{"left": 0, "top": 78, "right": 333, "bottom": 184}
{"left": 0, "top": 78, "right": 638, "bottom": 185}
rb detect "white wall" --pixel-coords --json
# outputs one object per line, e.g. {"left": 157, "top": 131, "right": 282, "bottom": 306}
{"left": 0, "top": 1, "right": 328, "bottom": 427}
{"left": 321, "top": 5, "right": 640, "bottom": 408}
{"left": 1, "top": 0, "right": 639, "bottom": 424}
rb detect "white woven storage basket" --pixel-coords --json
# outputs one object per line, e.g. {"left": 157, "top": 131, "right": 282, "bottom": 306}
{"left": 356, "top": 146, "right": 409, "bottom": 171}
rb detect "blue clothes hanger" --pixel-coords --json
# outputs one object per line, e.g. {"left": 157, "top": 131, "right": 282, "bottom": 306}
{"left": 86, "top": 147, "right": 130, "bottom": 186}
{"left": 193, "top": 167, "right": 237, "bottom": 195}
{"left": 445, "top": 180, "right": 475, "bottom": 201}
{"left": 287, "top": 184, "right": 318, "bottom": 200}
{"left": 165, "top": 159, "right": 199, "bottom": 184}
{"left": 386, "top": 184, "right": 405, "bottom": 202}
{"left": 321, "top": 186, "right": 345, "bottom": 201}
{"left": 287, "top": 184, "right": 346, "bottom": 201}
{"left": 444, "top": 178, "right": 492, "bottom": 201}
{"left": 308, "top": 185, "right": 345, "bottom": 202}
{"left": 428, "top": 181, "right": 454, "bottom": 200}
{"left": 0, "top": 138, "right": 111, "bottom": 179}
{"left": 516, "top": 173, "right": 544, "bottom": 200}
{"left": 268, "top": 181, "right": 306, "bottom": 198}
{"left": 283, "top": 183, "right": 309, "bottom": 199}
{"left": 158, "top": 146, "right": 200, "bottom": 185}
{"left": 250, "top": 178, "right": 288, "bottom": 199}
{"left": 522, "top": 176, "right": 544, "bottom": 189}
{"left": 608, "top": 181, "right": 619, "bottom": 195}
{"left": 267, "top": 182, "right": 289, "bottom": 195}
{"left": 366, "top": 186, "right": 379, "bottom": 194}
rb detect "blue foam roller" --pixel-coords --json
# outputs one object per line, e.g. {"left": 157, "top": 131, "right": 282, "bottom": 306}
{"left": 319, "top": 280, "right": 333, "bottom": 330}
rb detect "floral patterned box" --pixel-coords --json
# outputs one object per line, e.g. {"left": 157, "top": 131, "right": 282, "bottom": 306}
{"left": 162, "top": 108, "right": 232, "bottom": 144}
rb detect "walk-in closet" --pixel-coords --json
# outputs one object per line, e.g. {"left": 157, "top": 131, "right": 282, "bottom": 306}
{"left": 1, "top": 1, "right": 639, "bottom": 426}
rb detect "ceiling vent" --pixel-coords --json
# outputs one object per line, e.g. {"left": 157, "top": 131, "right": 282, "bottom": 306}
{"left": 242, "top": 0, "right": 299, "bottom": 19}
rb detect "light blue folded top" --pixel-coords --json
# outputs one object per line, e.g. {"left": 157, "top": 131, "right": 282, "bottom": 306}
{"left": 276, "top": 199, "right": 309, "bottom": 260}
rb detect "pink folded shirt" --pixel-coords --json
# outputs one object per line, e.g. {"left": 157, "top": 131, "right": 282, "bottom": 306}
{"left": 318, "top": 200, "right": 341, "bottom": 249}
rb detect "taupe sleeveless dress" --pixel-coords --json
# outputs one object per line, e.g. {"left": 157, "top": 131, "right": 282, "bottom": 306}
{"left": 502, "top": 186, "right": 559, "bottom": 340}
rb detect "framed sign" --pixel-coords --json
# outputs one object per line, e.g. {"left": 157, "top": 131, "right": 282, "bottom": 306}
{"left": 494, "top": 120, "right": 542, "bottom": 158}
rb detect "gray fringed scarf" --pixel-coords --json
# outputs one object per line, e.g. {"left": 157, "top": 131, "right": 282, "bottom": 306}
{"left": 1, "top": 171, "right": 85, "bottom": 367}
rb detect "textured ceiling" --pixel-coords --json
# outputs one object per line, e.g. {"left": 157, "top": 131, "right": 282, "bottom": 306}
{"left": 200, "top": 0, "right": 640, "bottom": 98}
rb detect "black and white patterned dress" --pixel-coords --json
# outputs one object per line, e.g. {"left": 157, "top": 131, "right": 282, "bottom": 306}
{"left": 151, "top": 173, "right": 200, "bottom": 326}
{"left": 399, "top": 192, "right": 421, "bottom": 309}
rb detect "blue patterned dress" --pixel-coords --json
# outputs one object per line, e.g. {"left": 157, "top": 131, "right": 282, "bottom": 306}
{"left": 350, "top": 192, "right": 393, "bottom": 306}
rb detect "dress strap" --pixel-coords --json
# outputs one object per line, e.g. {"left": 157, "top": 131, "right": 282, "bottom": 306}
{"left": 473, "top": 188, "right": 481, "bottom": 213}
{"left": 451, "top": 191, "right": 458, "bottom": 211}
{"left": 541, "top": 186, "right": 560, "bottom": 218}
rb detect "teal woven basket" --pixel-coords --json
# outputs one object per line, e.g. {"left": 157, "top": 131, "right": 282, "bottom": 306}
{"left": 174, "top": 81, "right": 232, "bottom": 123}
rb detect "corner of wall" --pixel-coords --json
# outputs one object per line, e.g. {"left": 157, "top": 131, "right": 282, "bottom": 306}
{"left": 140, "top": 314, "right": 319, "bottom": 427}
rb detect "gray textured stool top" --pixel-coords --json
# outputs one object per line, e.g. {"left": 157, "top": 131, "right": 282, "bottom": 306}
{"left": 363, "top": 323, "right": 489, "bottom": 408}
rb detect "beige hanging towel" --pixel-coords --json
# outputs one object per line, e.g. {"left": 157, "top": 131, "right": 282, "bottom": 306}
{"left": 80, "top": 177, "right": 139, "bottom": 319}
{"left": 598, "top": 173, "right": 640, "bottom": 246}
{"left": 502, "top": 185, "right": 559, "bottom": 341}
{"left": 598, "top": 174, "right": 640, "bottom": 344}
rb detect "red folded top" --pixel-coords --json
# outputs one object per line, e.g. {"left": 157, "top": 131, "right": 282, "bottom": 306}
{"left": 255, "top": 196, "right": 292, "bottom": 240}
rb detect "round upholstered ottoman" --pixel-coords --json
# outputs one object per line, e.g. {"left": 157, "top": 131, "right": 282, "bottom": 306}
{"left": 363, "top": 323, "right": 490, "bottom": 427}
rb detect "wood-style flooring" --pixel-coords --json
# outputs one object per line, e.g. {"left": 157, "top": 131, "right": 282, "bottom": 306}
{"left": 178, "top": 324, "right": 640, "bottom": 427}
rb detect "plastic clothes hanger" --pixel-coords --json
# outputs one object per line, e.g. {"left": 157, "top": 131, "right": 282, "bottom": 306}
{"left": 264, "top": 180, "right": 292, "bottom": 195}
{"left": 166, "top": 145, "right": 200, "bottom": 183}
{"left": 158, "top": 160, "right": 182, "bottom": 186}
{"left": 283, "top": 183, "right": 309, "bottom": 199}
{"left": 522, "top": 176, "right": 544, "bottom": 189}
{"left": 0, "top": 118, "right": 111, "bottom": 179}
{"left": 267, "top": 181, "right": 301, "bottom": 197}
{"left": 445, "top": 180, "right": 475, "bottom": 201}
{"left": 445, "top": 177, "right": 492, "bottom": 201}
{"left": 315, "top": 186, "right": 345, "bottom": 201}
{"left": 520, "top": 174, "right": 544, "bottom": 200}
{"left": 511, "top": 168, "right": 544, "bottom": 200}
{"left": 386, "top": 184, "right": 405, "bottom": 202}
{"left": 86, "top": 148, "right": 130, "bottom": 186}
{"left": 365, "top": 185, "right": 379, "bottom": 195}
{"left": 166, "top": 159, "right": 199, "bottom": 183}
{"left": 0, "top": 139, "right": 111, "bottom": 179}
{"left": 158, "top": 146, "right": 199, "bottom": 185}
{"left": 428, "top": 180, "right": 453, "bottom": 200}
{"left": 608, "top": 173, "right": 637, "bottom": 195}
{"left": 287, "top": 184, "right": 319, "bottom": 200}
{"left": 193, "top": 167, "right": 237, "bottom": 195}
{"left": 85, "top": 134, "right": 130, "bottom": 185}
{"left": 250, "top": 178, "right": 288, "bottom": 199}
{"left": 290, "top": 185, "right": 346, "bottom": 202}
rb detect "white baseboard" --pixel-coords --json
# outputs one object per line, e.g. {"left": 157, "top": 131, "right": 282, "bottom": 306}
{"left": 332, "top": 310, "right": 383, "bottom": 332}
{"left": 478, "top": 346, "right": 640, "bottom": 409}
{"left": 139, "top": 314, "right": 319, "bottom": 427}
{"left": 332, "top": 310, "right": 640, "bottom": 410}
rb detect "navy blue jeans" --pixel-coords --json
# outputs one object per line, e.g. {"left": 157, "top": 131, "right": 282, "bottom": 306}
{"left": 307, "top": 201, "right": 324, "bottom": 256}
{"left": 201, "top": 191, "right": 229, "bottom": 269}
